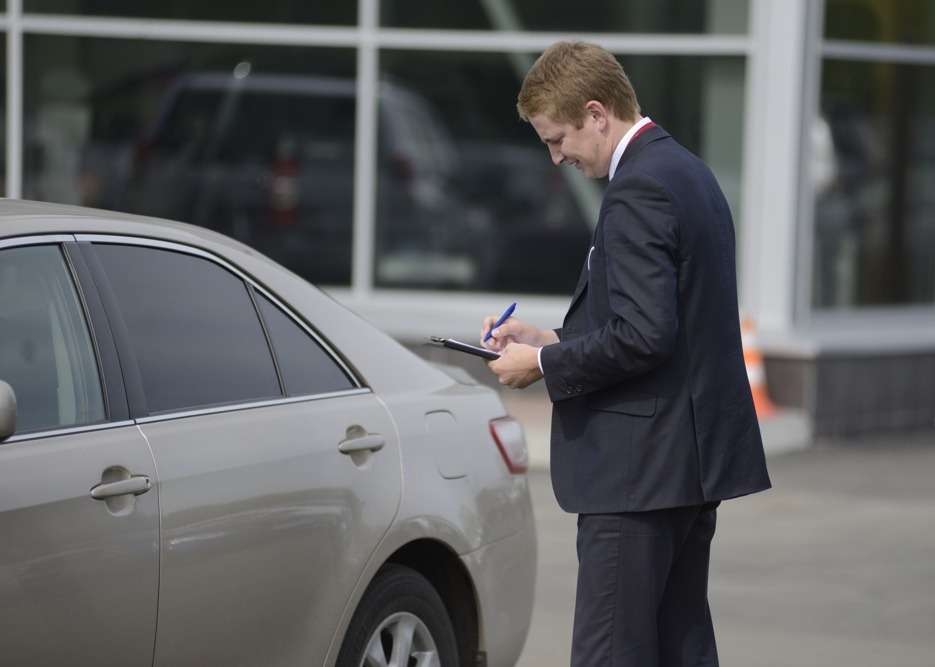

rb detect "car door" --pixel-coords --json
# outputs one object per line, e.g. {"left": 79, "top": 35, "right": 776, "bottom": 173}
{"left": 0, "top": 238, "right": 159, "bottom": 666}
{"left": 84, "top": 237, "right": 402, "bottom": 666}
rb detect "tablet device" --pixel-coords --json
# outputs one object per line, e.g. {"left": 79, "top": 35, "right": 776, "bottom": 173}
{"left": 429, "top": 336, "right": 500, "bottom": 360}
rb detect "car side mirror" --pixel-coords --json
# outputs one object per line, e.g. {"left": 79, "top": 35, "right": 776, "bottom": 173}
{"left": 0, "top": 380, "right": 16, "bottom": 442}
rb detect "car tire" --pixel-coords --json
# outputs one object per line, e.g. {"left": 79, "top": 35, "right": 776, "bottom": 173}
{"left": 337, "top": 563, "right": 460, "bottom": 667}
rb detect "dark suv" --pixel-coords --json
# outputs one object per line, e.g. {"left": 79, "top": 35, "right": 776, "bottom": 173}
{"left": 122, "top": 71, "right": 494, "bottom": 288}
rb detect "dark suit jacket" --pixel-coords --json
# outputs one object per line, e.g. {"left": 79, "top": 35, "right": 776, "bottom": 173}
{"left": 539, "top": 125, "right": 771, "bottom": 514}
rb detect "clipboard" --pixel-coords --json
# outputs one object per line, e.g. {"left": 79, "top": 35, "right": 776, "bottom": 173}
{"left": 429, "top": 336, "right": 500, "bottom": 360}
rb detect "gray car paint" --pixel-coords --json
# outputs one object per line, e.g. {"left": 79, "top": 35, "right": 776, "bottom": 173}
{"left": 0, "top": 424, "right": 160, "bottom": 666}
{"left": 145, "top": 393, "right": 402, "bottom": 666}
{"left": 0, "top": 200, "right": 536, "bottom": 667}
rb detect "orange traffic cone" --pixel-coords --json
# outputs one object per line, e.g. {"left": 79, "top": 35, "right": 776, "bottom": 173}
{"left": 741, "top": 317, "right": 776, "bottom": 418}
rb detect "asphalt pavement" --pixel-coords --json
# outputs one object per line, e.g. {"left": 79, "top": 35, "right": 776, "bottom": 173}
{"left": 514, "top": 433, "right": 935, "bottom": 667}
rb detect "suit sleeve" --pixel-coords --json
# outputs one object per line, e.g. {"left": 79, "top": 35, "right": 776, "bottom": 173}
{"left": 540, "top": 173, "right": 679, "bottom": 402}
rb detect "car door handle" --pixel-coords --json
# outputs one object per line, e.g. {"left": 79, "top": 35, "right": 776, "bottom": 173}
{"left": 338, "top": 434, "right": 385, "bottom": 454}
{"left": 90, "top": 475, "right": 152, "bottom": 500}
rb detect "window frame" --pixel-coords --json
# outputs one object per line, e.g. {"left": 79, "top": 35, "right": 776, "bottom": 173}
{"left": 74, "top": 234, "right": 366, "bottom": 422}
{"left": 0, "top": 234, "right": 130, "bottom": 443}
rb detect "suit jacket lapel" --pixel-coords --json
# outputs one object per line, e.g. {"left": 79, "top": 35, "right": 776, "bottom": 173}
{"left": 567, "top": 256, "right": 590, "bottom": 310}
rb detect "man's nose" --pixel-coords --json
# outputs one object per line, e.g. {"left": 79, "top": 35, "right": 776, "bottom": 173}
{"left": 549, "top": 146, "right": 563, "bottom": 166}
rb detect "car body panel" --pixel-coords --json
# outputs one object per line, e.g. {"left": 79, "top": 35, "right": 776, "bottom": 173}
{"left": 322, "top": 382, "right": 536, "bottom": 666}
{"left": 0, "top": 425, "right": 159, "bottom": 667}
{"left": 0, "top": 200, "right": 536, "bottom": 666}
{"left": 144, "top": 393, "right": 402, "bottom": 666}
{"left": 460, "top": 521, "right": 537, "bottom": 667}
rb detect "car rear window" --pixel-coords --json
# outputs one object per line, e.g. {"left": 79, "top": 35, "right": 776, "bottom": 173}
{"left": 255, "top": 292, "right": 354, "bottom": 396}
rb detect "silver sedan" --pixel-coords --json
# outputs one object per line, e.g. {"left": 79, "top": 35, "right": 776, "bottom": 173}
{"left": 0, "top": 200, "right": 535, "bottom": 667}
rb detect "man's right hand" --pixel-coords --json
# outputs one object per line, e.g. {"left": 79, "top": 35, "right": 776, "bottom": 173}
{"left": 480, "top": 316, "right": 559, "bottom": 352}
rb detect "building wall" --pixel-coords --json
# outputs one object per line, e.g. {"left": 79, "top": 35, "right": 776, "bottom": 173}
{"left": 1, "top": 0, "right": 933, "bottom": 437}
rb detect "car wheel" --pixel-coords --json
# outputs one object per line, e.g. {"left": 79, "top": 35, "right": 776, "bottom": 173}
{"left": 337, "top": 563, "right": 459, "bottom": 667}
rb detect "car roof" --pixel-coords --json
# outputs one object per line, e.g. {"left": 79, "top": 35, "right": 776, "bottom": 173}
{"left": 0, "top": 199, "right": 454, "bottom": 397}
{"left": 0, "top": 199, "right": 262, "bottom": 258}
{"left": 2, "top": 198, "right": 204, "bottom": 231}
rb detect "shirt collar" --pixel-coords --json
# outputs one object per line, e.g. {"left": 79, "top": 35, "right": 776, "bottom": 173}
{"left": 608, "top": 116, "right": 653, "bottom": 181}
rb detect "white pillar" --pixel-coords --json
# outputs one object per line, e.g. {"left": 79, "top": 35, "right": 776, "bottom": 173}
{"left": 739, "top": 0, "right": 818, "bottom": 334}
{"left": 6, "top": 0, "right": 23, "bottom": 199}
{"left": 352, "top": 0, "right": 379, "bottom": 298}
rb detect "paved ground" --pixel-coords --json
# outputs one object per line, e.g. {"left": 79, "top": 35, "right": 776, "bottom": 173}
{"left": 514, "top": 435, "right": 935, "bottom": 667}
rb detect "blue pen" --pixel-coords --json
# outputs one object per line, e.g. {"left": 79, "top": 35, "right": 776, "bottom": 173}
{"left": 484, "top": 302, "right": 517, "bottom": 342}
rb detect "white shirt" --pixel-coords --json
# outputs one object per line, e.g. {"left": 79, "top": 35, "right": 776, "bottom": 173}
{"left": 609, "top": 115, "right": 653, "bottom": 181}
{"left": 536, "top": 116, "right": 653, "bottom": 373}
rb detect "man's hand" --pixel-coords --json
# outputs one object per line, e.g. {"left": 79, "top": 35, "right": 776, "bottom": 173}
{"left": 480, "top": 316, "right": 558, "bottom": 352}
{"left": 487, "top": 343, "right": 543, "bottom": 389}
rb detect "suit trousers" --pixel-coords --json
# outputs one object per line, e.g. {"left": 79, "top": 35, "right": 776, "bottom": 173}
{"left": 571, "top": 502, "right": 720, "bottom": 667}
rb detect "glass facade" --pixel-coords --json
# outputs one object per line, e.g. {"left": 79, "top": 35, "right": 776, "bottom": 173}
{"left": 24, "top": 1, "right": 356, "bottom": 24}
{"left": 381, "top": 0, "right": 749, "bottom": 33}
{"left": 825, "top": 0, "right": 935, "bottom": 46}
{"left": 22, "top": 0, "right": 934, "bottom": 335}
{"left": 814, "top": 59, "right": 935, "bottom": 307}
{"left": 0, "top": 5, "right": 748, "bottom": 297}
{"left": 812, "top": 2, "right": 935, "bottom": 308}
{"left": 22, "top": 36, "right": 357, "bottom": 286}
{"left": 375, "top": 50, "right": 745, "bottom": 293}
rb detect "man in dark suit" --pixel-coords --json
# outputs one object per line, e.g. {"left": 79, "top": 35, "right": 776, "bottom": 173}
{"left": 483, "top": 42, "right": 771, "bottom": 667}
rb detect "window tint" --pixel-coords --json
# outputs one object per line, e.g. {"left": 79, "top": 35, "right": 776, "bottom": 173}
{"left": 256, "top": 293, "right": 354, "bottom": 396}
{"left": 0, "top": 245, "right": 105, "bottom": 433}
{"left": 93, "top": 244, "right": 281, "bottom": 414}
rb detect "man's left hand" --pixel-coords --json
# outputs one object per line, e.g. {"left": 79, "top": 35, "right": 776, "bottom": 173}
{"left": 488, "top": 343, "right": 543, "bottom": 389}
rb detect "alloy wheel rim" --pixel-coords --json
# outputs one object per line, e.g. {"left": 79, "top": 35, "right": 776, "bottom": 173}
{"left": 359, "top": 611, "right": 440, "bottom": 667}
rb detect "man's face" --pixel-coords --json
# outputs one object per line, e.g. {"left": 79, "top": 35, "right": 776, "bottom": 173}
{"left": 529, "top": 111, "right": 609, "bottom": 178}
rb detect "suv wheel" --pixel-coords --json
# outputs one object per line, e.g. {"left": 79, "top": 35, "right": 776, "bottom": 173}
{"left": 337, "top": 564, "right": 459, "bottom": 667}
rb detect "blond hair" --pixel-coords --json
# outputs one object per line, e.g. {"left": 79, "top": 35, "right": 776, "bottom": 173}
{"left": 517, "top": 41, "right": 640, "bottom": 128}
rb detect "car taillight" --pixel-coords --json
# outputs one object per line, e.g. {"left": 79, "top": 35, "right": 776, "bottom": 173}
{"left": 489, "top": 417, "right": 529, "bottom": 474}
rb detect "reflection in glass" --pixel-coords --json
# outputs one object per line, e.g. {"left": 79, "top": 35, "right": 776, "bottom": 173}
{"left": 25, "top": 0, "right": 355, "bottom": 24}
{"left": 381, "top": 0, "right": 748, "bottom": 33}
{"left": 376, "top": 50, "right": 745, "bottom": 294}
{"left": 825, "top": 0, "right": 935, "bottom": 46}
{"left": 23, "top": 36, "right": 356, "bottom": 285}
{"left": 813, "top": 60, "right": 935, "bottom": 307}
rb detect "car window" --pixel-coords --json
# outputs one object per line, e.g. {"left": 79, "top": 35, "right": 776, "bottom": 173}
{"left": 93, "top": 244, "right": 281, "bottom": 414}
{"left": 255, "top": 292, "right": 355, "bottom": 396}
{"left": 0, "top": 245, "right": 106, "bottom": 433}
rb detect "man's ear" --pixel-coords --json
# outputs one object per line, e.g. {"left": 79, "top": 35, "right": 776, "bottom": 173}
{"left": 584, "top": 100, "right": 609, "bottom": 131}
